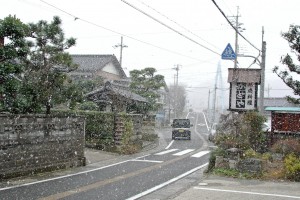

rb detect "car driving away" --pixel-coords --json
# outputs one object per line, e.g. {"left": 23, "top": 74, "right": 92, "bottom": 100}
{"left": 171, "top": 118, "right": 193, "bottom": 140}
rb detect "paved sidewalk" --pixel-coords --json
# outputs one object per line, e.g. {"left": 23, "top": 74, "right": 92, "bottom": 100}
{"left": 171, "top": 174, "right": 300, "bottom": 200}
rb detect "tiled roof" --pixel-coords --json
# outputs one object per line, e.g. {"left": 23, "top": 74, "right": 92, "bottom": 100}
{"left": 85, "top": 81, "right": 148, "bottom": 103}
{"left": 71, "top": 54, "right": 127, "bottom": 78}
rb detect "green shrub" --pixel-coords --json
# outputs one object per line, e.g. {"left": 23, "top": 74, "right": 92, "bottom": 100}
{"left": 284, "top": 153, "right": 300, "bottom": 181}
{"left": 271, "top": 139, "right": 300, "bottom": 156}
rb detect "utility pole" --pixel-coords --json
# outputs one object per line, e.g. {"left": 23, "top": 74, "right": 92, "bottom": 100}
{"left": 172, "top": 64, "right": 180, "bottom": 118}
{"left": 259, "top": 27, "right": 266, "bottom": 114}
{"left": 113, "top": 36, "right": 128, "bottom": 68}
{"left": 234, "top": 7, "right": 240, "bottom": 68}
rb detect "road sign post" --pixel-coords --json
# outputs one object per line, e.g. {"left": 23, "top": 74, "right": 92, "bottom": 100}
{"left": 221, "top": 43, "right": 236, "bottom": 60}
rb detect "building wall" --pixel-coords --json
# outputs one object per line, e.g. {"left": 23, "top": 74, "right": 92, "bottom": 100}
{"left": 0, "top": 114, "right": 85, "bottom": 179}
{"left": 102, "top": 62, "right": 121, "bottom": 75}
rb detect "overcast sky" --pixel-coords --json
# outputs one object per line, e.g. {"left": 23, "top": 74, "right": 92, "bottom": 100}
{"left": 2, "top": 0, "right": 300, "bottom": 110}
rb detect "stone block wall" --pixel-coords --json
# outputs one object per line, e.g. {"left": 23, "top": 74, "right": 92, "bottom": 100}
{"left": 0, "top": 114, "right": 86, "bottom": 179}
{"left": 141, "top": 115, "right": 156, "bottom": 136}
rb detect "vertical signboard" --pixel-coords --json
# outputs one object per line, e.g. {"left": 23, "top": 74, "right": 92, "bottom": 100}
{"left": 228, "top": 68, "right": 261, "bottom": 111}
{"left": 229, "top": 82, "right": 257, "bottom": 110}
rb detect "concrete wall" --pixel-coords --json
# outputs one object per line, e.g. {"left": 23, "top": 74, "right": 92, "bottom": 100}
{"left": 0, "top": 114, "right": 86, "bottom": 179}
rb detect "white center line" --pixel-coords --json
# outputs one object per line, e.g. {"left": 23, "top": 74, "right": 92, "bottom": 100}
{"left": 173, "top": 149, "right": 194, "bottom": 156}
{"left": 155, "top": 149, "right": 178, "bottom": 155}
{"left": 191, "top": 150, "right": 210, "bottom": 158}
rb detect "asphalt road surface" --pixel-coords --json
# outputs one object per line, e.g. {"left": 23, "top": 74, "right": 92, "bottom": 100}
{"left": 0, "top": 112, "right": 211, "bottom": 200}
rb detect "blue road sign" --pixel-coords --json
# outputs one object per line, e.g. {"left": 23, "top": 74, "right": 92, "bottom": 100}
{"left": 221, "top": 43, "right": 236, "bottom": 60}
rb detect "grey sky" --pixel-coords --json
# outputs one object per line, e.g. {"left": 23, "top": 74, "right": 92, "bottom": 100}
{"left": 1, "top": 0, "right": 300, "bottom": 110}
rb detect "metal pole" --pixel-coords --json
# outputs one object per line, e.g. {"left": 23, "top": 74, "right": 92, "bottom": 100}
{"left": 260, "top": 40, "right": 266, "bottom": 113}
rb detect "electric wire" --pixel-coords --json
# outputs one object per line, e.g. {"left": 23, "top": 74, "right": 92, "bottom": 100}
{"left": 39, "top": 0, "right": 205, "bottom": 62}
{"left": 211, "top": 0, "right": 261, "bottom": 52}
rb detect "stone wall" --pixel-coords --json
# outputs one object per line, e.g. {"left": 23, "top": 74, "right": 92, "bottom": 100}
{"left": 141, "top": 114, "right": 156, "bottom": 136}
{"left": 0, "top": 114, "right": 86, "bottom": 179}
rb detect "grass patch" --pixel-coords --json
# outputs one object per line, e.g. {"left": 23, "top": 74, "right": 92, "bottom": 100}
{"left": 213, "top": 168, "right": 260, "bottom": 179}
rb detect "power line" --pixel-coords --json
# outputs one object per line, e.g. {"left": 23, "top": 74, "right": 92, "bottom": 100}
{"left": 211, "top": 0, "right": 261, "bottom": 52}
{"left": 121, "top": 0, "right": 221, "bottom": 56}
{"left": 137, "top": 0, "right": 221, "bottom": 51}
{"left": 39, "top": 0, "right": 205, "bottom": 62}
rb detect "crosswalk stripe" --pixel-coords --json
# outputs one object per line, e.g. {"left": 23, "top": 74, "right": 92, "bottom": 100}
{"left": 155, "top": 149, "right": 178, "bottom": 155}
{"left": 173, "top": 149, "right": 195, "bottom": 156}
{"left": 191, "top": 150, "right": 210, "bottom": 158}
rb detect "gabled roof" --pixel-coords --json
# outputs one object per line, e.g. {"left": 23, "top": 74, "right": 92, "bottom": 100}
{"left": 71, "top": 54, "right": 127, "bottom": 78}
{"left": 85, "top": 81, "right": 148, "bottom": 103}
{"left": 228, "top": 68, "right": 261, "bottom": 83}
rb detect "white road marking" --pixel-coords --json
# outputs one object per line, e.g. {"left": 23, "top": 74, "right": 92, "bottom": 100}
{"left": 173, "top": 149, "right": 194, "bottom": 156}
{"left": 165, "top": 140, "right": 174, "bottom": 149}
{"left": 126, "top": 163, "right": 209, "bottom": 200}
{"left": 130, "top": 159, "right": 163, "bottom": 163}
{"left": 0, "top": 154, "right": 151, "bottom": 191}
{"left": 155, "top": 149, "right": 178, "bottom": 155}
{"left": 191, "top": 150, "right": 210, "bottom": 158}
{"left": 201, "top": 111, "right": 209, "bottom": 131}
{"left": 194, "top": 187, "right": 300, "bottom": 199}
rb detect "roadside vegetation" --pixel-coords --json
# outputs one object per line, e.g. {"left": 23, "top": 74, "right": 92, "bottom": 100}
{"left": 207, "top": 111, "right": 300, "bottom": 182}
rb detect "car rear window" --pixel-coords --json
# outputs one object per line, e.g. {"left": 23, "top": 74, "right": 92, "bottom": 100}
{"left": 172, "top": 119, "right": 190, "bottom": 128}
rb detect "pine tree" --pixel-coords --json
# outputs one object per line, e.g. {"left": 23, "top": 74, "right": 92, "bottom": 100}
{"left": 24, "top": 16, "right": 78, "bottom": 114}
{"left": 273, "top": 25, "right": 300, "bottom": 104}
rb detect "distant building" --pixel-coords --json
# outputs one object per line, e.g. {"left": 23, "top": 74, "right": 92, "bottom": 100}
{"left": 69, "top": 54, "right": 127, "bottom": 81}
